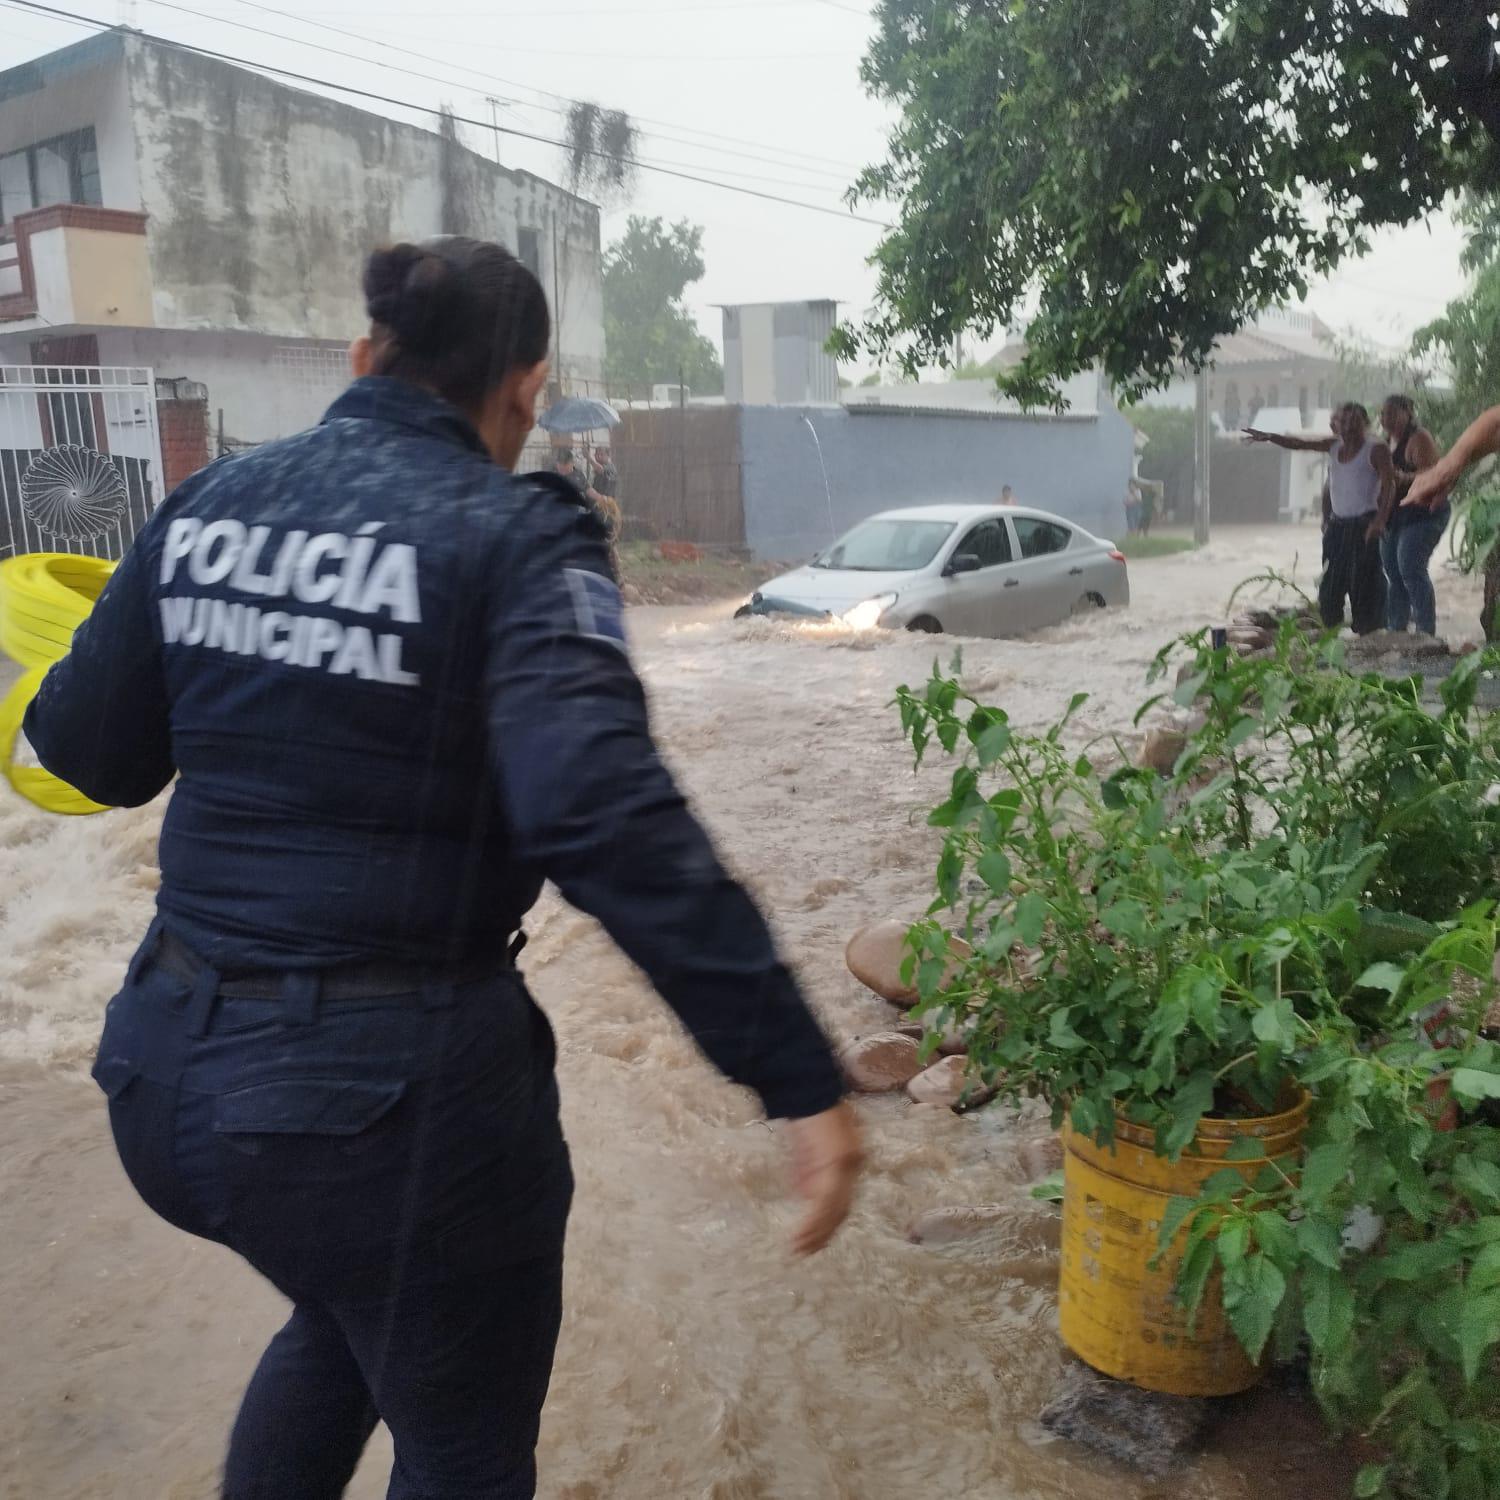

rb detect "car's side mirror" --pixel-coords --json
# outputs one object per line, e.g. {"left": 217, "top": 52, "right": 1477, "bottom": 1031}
{"left": 943, "top": 553, "right": 981, "bottom": 577}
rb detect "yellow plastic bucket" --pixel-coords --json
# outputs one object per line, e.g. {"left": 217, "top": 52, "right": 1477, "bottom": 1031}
{"left": 0, "top": 553, "right": 116, "bottom": 814}
{"left": 1057, "top": 1089, "right": 1310, "bottom": 1397}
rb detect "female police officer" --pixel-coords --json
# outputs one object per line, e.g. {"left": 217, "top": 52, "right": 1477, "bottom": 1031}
{"left": 24, "top": 237, "right": 860, "bottom": 1499}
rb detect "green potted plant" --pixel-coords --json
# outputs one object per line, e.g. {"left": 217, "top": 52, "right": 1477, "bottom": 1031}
{"left": 897, "top": 624, "right": 1500, "bottom": 1494}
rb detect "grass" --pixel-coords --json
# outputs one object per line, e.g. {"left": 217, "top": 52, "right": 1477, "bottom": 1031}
{"left": 1117, "top": 534, "right": 1198, "bottom": 560}
{"left": 616, "top": 540, "right": 777, "bottom": 605}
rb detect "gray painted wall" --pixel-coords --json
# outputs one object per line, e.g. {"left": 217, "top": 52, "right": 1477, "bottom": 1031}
{"left": 739, "top": 403, "right": 1137, "bottom": 562}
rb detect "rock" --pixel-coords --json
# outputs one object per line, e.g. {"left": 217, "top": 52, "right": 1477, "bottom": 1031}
{"left": 901, "top": 1009, "right": 971, "bottom": 1057}
{"left": 838, "top": 1032, "right": 922, "bottom": 1092}
{"left": 1038, "top": 1359, "right": 1208, "bottom": 1477}
{"left": 620, "top": 582, "right": 644, "bottom": 606}
{"left": 907, "top": 1204, "right": 1008, "bottom": 1245}
{"left": 907, "top": 1054, "right": 994, "bottom": 1109}
{"left": 1405, "top": 633, "right": 1451, "bottom": 659}
{"left": 1136, "top": 727, "right": 1186, "bottom": 775}
{"left": 1459, "top": 640, "right": 1482, "bottom": 657}
{"left": 1014, "top": 1132, "right": 1064, "bottom": 1183}
{"left": 846, "top": 920, "right": 970, "bottom": 1005}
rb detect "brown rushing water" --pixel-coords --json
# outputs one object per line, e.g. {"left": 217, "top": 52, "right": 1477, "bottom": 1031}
{"left": 1, "top": 528, "right": 1471, "bottom": 1498}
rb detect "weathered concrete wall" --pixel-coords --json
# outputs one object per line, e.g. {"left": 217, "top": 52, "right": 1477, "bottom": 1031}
{"left": 121, "top": 36, "right": 603, "bottom": 378}
{"left": 739, "top": 402, "right": 1137, "bottom": 563}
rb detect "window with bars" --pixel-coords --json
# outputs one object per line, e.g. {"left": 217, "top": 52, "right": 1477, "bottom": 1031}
{"left": 0, "top": 128, "right": 101, "bottom": 227}
{"left": 270, "top": 345, "right": 350, "bottom": 390}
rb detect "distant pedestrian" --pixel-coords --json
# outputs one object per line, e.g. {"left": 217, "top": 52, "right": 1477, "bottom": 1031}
{"left": 1124, "top": 483, "right": 1142, "bottom": 536}
{"left": 1379, "top": 395, "right": 1448, "bottom": 637}
{"left": 556, "top": 447, "right": 620, "bottom": 578}
{"left": 1247, "top": 403, "right": 1393, "bottom": 633}
{"left": 1137, "top": 482, "right": 1156, "bottom": 538}
{"left": 1000, "top": 484, "right": 1017, "bottom": 506}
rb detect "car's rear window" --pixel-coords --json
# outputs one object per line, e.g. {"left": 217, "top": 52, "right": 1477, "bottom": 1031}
{"left": 1014, "top": 518, "right": 1072, "bottom": 558}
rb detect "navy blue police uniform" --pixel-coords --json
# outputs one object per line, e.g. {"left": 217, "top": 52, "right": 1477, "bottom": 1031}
{"left": 25, "top": 375, "right": 843, "bottom": 1500}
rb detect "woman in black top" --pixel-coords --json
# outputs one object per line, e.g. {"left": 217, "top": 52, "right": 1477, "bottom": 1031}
{"left": 1380, "top": 394, "right": 1449, "bottom": 636}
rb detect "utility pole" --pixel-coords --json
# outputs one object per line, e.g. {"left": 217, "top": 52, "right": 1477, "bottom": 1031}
{"left": 486, "top": 97, "right": 503, "bottom": 164}
{"left": 678, "top": 361, "right": 687, "bottom": 524}
{"left": 551, "top": 214, "right": 562, "bottom": 385}
{"left": 1193, "top": 366, "right": 1212, "bottom": 547}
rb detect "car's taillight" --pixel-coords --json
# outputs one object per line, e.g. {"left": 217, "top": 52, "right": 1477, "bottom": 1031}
{"left": 1109, "top": 550, "right": 1127, "bottom": 564}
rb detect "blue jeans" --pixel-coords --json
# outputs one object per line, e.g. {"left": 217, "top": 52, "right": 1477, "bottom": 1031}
{"left": 92, "top": 928, "right": 573, "bottom": 1499}
{"left": 1381, "top": 504, "right": 1450, "bottom": 636}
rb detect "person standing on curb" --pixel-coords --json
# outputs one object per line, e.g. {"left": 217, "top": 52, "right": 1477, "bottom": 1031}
{"left": 1247, "top": 403, "right": 1394, "bottom": 634}
{"left": 1379, "top": 394, "right": 1449, "bottom": 637}
{"left": 24, "top": 235, "right": 861, "bottom": 1500}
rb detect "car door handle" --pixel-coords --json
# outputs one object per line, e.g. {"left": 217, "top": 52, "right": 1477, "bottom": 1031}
{"left": 1068, "top": 566, "right": 1084, "bottom": 576}
{"left": 1003, "top": 578, "right": 1020, "bottom": 588}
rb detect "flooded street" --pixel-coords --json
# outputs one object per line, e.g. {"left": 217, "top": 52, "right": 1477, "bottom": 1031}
{"left": 0, "top": 526, "right": 1479, "bottom": 1498}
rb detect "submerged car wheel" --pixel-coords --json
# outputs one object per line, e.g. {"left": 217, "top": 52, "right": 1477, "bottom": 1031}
{"left": 1070, "top": 593, "right": 1106, "bottom": 617}
{"left": 734, "top": 603, "right": 753, "bottom": 619}
{"left": 906, "top": 615, "right": 942, "bottom": 634}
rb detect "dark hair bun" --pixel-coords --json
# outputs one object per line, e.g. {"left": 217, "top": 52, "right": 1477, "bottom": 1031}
{"left": 360, "top": 236, "right": 551, "bottom": 410}
{"left": 363, "top": 243, "right": 467, "bottom": 355}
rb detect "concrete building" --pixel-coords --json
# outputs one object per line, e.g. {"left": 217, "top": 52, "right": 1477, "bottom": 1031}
{"left": 720, "top": 300, "right": 839, "bottom": 406}
{"left": 0, "top": 28, "right": 604, "bottom": 459}
{"left": 1129, "top": 307, "right": 1399, "bottom": 430}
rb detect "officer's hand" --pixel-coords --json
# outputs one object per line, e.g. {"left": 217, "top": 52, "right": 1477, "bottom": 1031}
{"left": 784, "top": 1100, "right": 863, "bottom": 1256}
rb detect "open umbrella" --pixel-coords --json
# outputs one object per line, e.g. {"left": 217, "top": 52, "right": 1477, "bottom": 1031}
{"left": 537, "top": 396, "right": 620, "bottom": 434}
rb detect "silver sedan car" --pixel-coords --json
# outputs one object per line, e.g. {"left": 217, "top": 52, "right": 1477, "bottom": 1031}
{"left": 737, "top": 503, "right": 1130, "bottom": 636}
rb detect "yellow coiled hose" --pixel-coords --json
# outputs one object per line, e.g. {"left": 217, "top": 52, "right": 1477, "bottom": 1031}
{"left": 0, "top": 553, "right": 116, "bottom": 814}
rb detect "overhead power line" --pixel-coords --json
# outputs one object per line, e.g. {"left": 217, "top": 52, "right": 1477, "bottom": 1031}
{"left": 0, "top": 0, "right": 891, "bottom": 226}
{"left": 215, "top": 0, "right": 867, "bottom": 174}
{"left": 209, "top": 0, "right": 857, "bottom": 183}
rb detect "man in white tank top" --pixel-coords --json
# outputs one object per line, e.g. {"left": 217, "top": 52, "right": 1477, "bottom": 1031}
{"left": 1246, "top": 403, "right": 1394, "bottom": 634}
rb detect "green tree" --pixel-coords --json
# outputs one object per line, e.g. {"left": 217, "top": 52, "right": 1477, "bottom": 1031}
{"left": 1410, "top": 193, "right": 1500, "bottom": 635}
{"left": 831, "top": 1, "right": 1496, "bottom": 407}
{"left": 603, "top": 217, "right": 723, "bottom": 396}
{"left": 1127, "top": 406, "right": 1197, "bottom": 516}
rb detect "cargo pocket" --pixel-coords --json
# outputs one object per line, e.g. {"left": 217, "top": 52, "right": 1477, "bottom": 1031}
{"left": 214, "top": 1077, "right": 407, "bottom": 1157}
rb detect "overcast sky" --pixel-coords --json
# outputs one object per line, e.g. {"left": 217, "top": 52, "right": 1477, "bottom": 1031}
{"left": 0, "top": 0, "right": 1473, "bottom": 376}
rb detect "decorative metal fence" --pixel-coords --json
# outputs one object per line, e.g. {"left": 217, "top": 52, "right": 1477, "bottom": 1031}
{"left": 0, "top": 365, "right": 163, "bottom": 560}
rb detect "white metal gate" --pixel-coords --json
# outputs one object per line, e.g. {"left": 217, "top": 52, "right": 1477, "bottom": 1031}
{"left": 0, "top": 364, "right": 163, "bottom": 561}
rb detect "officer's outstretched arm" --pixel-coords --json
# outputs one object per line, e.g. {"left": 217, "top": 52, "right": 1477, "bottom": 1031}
{"left": 483, "top": 499, "right": 844, "bottom": 1124}
{"left": 24, "top": 539, "right": 176, "bottom": 808}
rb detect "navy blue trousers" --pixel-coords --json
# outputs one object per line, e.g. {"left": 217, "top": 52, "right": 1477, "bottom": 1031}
{"left": 92, "top": 930, "right": 574, "bottom": 1499}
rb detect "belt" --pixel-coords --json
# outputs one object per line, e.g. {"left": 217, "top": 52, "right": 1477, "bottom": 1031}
{"left": 153, "top": 927, "right": 517, "bottom": 1002}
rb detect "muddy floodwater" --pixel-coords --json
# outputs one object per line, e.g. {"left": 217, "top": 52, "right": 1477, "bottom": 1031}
{"left": 0, "top": 527, "right": 1477, "bottom": 1498}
